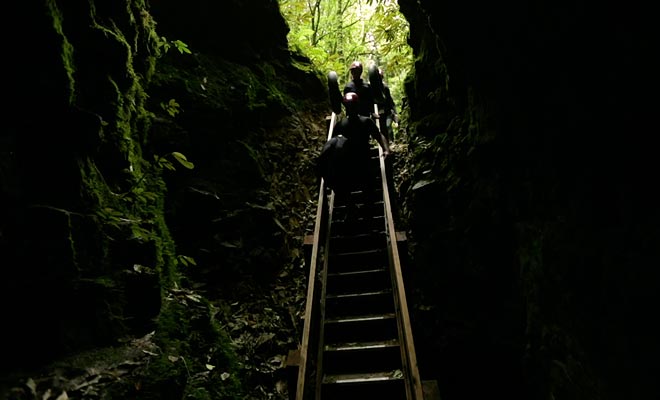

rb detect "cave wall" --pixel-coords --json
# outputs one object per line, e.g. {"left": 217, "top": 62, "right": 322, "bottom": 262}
{"left": 397, "top": 0, "right": 658, "bottom": 399}
{"left": 2, "top": 0, "right": 170, "bottom": 373}
{"left": 149, "top": 0, "right": 290, "bottom": 62}
{"left": 1, "top": 0, "right": 325, "bottom": 382}
{"left": 144, "top": 0, "right": 327, "bottom": 291}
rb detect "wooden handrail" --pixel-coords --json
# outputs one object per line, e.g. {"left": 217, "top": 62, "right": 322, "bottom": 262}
{"left": 295, "top": 112, "right": 337, "bottom": 400}
{"left": 375, "top": 105, "right": 424, "bottom": 400}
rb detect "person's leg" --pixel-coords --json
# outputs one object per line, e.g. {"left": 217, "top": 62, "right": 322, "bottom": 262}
{"left": 385, "top": 114, "right": 395, "bottom": 141}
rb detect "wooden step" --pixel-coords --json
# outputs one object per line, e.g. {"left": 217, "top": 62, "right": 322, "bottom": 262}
{"left": 324, "top": 313, "right": 398, "bottom": 344}
{"left": 329, "top": 231, "right": 385, "bottom": 253}
{"left": 331, "top": 215, "right": 385, "bottom": 236}
{"left": 325, "top": 290, "right": 394, "bottom": 318}
{"left": 328, "top": 248, "right": 388, "bottom": 273}
{"left": 321, "top": 371, "right": 407, "bottom": 399}
{"left": 326, "top": 268, "right": 389, "bottom": 295}
{"left": 323, "top": 339, "right": 402, "bottom": 374}
{"left": 333, "top": 200, "right": 384, "bottom": 219}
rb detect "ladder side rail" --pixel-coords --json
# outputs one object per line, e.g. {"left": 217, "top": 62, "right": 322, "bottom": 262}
{"left": 374, "top": 104, "right": 424, "bottom": 400}
{"left": 313, "top": 190, "right": 336, "bottom": 400}
{"left": 296, "top": 112, "right": 337, "bottom": 400}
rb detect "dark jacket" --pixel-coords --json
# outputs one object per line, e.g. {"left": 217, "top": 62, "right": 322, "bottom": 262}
{"left": 319, "top": 115, "right": 381, "bottom": 193}
{"left": 379, "top": 84, "right": 397, "bottom": 117}
{"left": 343, "top": 79, "right": 376, "bottom": 118}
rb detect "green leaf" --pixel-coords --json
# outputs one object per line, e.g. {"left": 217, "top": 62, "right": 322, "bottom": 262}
{"left": 180, "top": 255, "right": 197, "bottom": 266}
{"left": 412, "top": 179, "right": 435, "bottom": 191}
{"left": 273, "top": 217, "right": 287, "bottom": 233}
{"left": 171, "top": 152, "right": 195, "bottom": 169}
{"left": 173, "top": 39, "right": 191, "bottom": 54}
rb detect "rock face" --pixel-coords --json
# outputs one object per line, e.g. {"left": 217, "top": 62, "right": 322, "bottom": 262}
{"left": 1, "top": 0, "right": 325, "bottom": 381}
{"left": 150, "top": 0, "right": 290, "bottom": 62}
{"left": 4, "top": 0, "right": 166, "bottom": 373}
{"left": 397, "top": 1, "right": 658, "bottom": 399}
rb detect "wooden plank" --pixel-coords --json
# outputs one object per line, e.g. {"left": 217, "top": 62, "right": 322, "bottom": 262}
{"left": 375, "top": 104, "right": 424, "bottom": 400}
{"left": 325, "top": 115, "right": 333, "bottom": 131}
{"left": 314, "top": 192, "right": 336, "bottom": 400}
{"left": 396, "top": 230, "right": 410, "bottom": 276}
{"left": 303, "top": 234, "right": 314, "bottom": 269}
{"left": 295, "top": 186, "right": 325, "bottom": 400}
{"left": 286, "top": 349, "right": 300, "bottom": 400}
{"left": 295, "top": 112, "right": 337, "bottom": 400}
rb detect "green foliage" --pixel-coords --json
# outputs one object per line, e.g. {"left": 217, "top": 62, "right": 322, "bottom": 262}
{"left": 147, "top": 286, "right": 245, "bottom": 399}
{"left": 155, "top": 153, "right": 176, "bottom": 171}
{"left": 47, "top": 0, "right": 76, "bottom": 105}
{"left": 158, "top": 36, "right": 192, "bottom": 55}
{"left": 160, "top": 98, "right": 181, "bottom": 117}
{"left": 176, "top": 254, "right": 197, "bottom": 267}
{"left": 172, "top": 39, "right": 192, "bottom": 54}
{"left": 171, "top": 151, "right": 195, "bottom": 169}
{"left": 279, "top": 0, "right": 413, "bottom": 104}
{"left": 154, "top": 151, "right": 195, "bottom": 171}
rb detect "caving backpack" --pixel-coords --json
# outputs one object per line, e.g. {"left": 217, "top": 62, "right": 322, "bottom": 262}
{"left": 317, "top": 135, "right": 354, "bottom": 194}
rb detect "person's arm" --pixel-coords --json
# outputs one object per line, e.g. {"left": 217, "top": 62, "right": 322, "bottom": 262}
{"left": 332, "top": 119, "right": 344, "bottom": 138}
{"left": 369, "top": 120, "right": 390, "bottom": 157}
{"left": 385, "top": 86, "right": 399, "bottom": 122}
{"left": 365, "top": 85, "right": 379, "bottom": 119}
{"left": 378, "top": 131, "right": 390, "bottom": 158}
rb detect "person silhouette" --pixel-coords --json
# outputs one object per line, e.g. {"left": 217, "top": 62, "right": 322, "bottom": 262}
{"left": 343, "top": 61, "right": 378, "bottom": 120}
{"left": 376, "top": 68, "right": 399, "bottom": 141}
